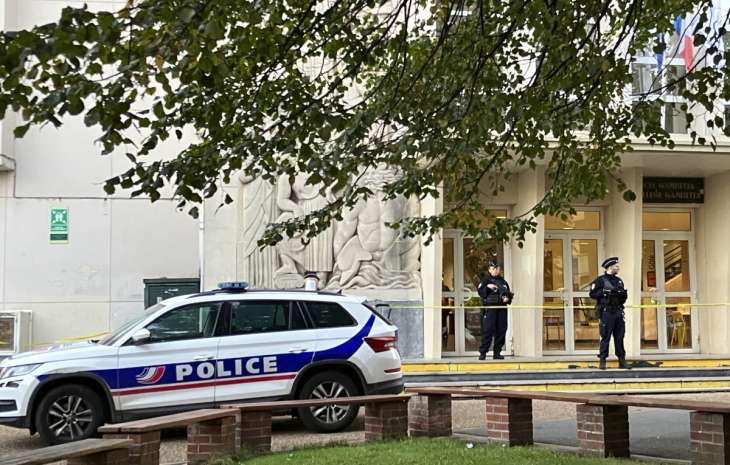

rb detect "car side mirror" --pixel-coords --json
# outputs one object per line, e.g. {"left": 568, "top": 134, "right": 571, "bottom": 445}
{"left": 131, "top": 328, "right": 151, "bottom": 344}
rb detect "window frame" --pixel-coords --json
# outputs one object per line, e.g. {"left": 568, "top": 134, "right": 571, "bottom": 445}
{"left": 136, "top": 302, "right": 224, "bottom": 345}
{"left": 221, "top": 300, "right": 312, "bottom": 337}
{"left": 219, "top": 299, "right": 313, "bottom": 337}
{"left": 630, "top": 33, "right": 688, "bottom": 135}
{"left": 300, "top": 301, "right": 358, "bottom": 329}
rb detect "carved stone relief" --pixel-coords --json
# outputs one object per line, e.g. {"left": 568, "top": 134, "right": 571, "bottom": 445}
{"left": 237, "top": 165, "right": 421, "bottom": 290}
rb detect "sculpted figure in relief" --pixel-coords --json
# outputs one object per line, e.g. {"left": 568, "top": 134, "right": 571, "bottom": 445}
{"left": 326, "top": 165, "right": 421, "bottom": 289}
{"left": 273, "top": 173, "right": 335, "bottom": 287}
{"left": 237, "top": 173, "right": 279, "bottom": 288}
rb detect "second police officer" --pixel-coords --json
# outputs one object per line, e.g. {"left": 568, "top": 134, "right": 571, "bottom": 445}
{"left": 589, "top": 256, "right": 630, "bottom": 370}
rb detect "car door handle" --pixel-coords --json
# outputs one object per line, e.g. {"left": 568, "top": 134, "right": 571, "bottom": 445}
{"left": 193, "top": 355, "right": 214, "bottom": 361}
{"left": 288, "top": 348, "right": 308, "bottom": 353}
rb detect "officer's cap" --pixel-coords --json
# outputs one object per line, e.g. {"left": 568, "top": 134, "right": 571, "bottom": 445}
{"left": 602, "top": 257, "right": 619, "bottom": 269}
{"left": 488, "top": 261, "right": 501, "bottom": 268}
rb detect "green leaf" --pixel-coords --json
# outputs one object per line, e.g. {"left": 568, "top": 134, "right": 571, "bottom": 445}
{"left": 179, "top": 8, "right": 196, "bottom": 23}
{"left": 13, "top": 123, "right": 30, "bottom": 138}
{"left": 84, "top": 108, "right": 100, "bottom": 126}
{"left": 153, "top": 102, "right": 164, "bottom": 118}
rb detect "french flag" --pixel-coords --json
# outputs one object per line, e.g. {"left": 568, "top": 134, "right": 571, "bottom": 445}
{"left": 674, "top": 15, "right": 695, "bottom": 68}
{"left": 136, "top": 366, "right": 166, "bottom": 385}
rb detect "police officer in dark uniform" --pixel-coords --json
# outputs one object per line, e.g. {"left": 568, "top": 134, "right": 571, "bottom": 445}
{"left": 589, "top": 257, "right": 630, "bottom": 370}
{"left": 477, "top": 262, "right": 513, "bottom": 360}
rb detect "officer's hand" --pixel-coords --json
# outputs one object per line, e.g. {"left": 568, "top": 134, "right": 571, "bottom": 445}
{"left": 502, "top": 296, "right": 509, "bottom": 303}
{"left": 487, "top": 284, "right": 498, "bottom": 291}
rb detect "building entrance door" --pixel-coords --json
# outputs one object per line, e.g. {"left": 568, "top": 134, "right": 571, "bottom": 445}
{"left": 442, "top": 231, "right": 508, "bottom": 356}
{"left": 543, "top": 233, "right": 603, "bottom": 354}
{"left": 640, "top": 234, "right": 697, "bottom": 352}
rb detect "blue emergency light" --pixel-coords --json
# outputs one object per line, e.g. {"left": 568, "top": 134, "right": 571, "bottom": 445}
{"left": 217, "top": 281, "right": 249, "bottom": 291}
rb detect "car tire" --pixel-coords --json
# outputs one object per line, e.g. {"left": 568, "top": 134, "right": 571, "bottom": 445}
{"left": 35, "top": 384, "right": 105, "bottom": 445}
{"left": 297, "top": 371, "right": 359, "bottom": 433}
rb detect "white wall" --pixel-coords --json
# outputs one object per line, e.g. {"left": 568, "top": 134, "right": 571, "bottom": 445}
{"left": 0, "top": 0, "right": 200, "bottom": 346}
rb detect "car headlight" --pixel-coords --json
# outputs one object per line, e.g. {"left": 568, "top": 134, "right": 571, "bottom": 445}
{"left": 0, "top": 364, "right": 41, "bottom": 380}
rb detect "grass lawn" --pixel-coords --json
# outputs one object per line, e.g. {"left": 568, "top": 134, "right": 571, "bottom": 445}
{"left": 218, "top": 438, "right": 672, "bottom": 465}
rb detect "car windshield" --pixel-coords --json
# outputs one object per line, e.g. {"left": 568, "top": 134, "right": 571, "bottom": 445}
{"left": 98, "top": 303, "right": 166, "bottom": 346}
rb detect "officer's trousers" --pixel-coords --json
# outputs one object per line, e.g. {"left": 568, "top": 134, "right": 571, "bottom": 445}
{"left": 599, "top": 309, "right": 626, "bottom": 359}
{"left": 480, "top": 308, "right": 508, "bottom": 355}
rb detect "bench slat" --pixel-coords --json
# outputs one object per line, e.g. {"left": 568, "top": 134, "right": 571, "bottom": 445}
{"left": 224, "top": 394, "right": 412, "bottom": 412}
{"left": 406, "top": 387, "right": 730, "bottom": 414}
{"left": 585, "top": 395, "right": 730, "bottom": 413}
{"left": 99, "top": 408, "right": 238, "bottom": 434}
{"left": 0, "top": 439, "right": 131, "bottom": 465}
{"left": 406, "top": 387, "right": 598, "bottom": 403}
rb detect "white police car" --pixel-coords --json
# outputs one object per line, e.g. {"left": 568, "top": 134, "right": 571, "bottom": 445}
{"left": 0, "top": 283, "right": 403, "bottom": 444}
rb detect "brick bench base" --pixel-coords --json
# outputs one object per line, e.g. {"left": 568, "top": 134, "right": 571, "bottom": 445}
{"left": 67, "top": 449, "right": 129, "bottom": 465}
{"left": 576, "top": 404, "right": 629, "bottom": 458}
{"left": 102, "top": 432, "right": 160, "bottom": 465}
{"left": 690, "top": 411, "right": 730, "bottom": 465}
{"left": 409, "top": 394, "right": 452, "bottom": 437}
{"left": 365, "top": 400, "right": 409, "bottom": 441}
{"left": 240, "top": 410, "right": 273, "bottom": 454}
{"left": 485, "top": 397, "right": 533, "bottom": 446}
{"left": 187, "top": 415, "right": 236, "bottom": 463}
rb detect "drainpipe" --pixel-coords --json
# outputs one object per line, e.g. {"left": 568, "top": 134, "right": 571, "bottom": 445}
{"left": 198, "top": 204, "right": 205, "bottom": 292}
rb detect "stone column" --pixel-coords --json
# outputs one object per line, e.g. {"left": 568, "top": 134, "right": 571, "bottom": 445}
{"left": 696, "top": 170, "right": 730, "bottom": 354}
{"left": 421, "top": 188, "right": 444, "bottom": 360}
{"left": 606, "top": 168, "right": 643, "bottom": 357}
{"left": 510, "top": 168, "right": 546, "bottom": 357}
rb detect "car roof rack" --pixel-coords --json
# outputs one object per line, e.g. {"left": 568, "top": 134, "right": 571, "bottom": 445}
{"left": 187, "top": 285, "right": 344, "bottom": 299}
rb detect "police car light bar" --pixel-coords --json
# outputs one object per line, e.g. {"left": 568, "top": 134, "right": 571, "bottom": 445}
{"left": 217, "top": 281, "right": 249, "bottom": 291}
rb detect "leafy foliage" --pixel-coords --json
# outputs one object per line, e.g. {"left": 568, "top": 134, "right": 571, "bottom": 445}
{"left": 0, "top": 0, "right": 728, "bottom": 246}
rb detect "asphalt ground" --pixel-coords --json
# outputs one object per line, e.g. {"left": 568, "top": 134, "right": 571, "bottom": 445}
{"left": 1, "top": 393, "right": 727, "bottom": 463}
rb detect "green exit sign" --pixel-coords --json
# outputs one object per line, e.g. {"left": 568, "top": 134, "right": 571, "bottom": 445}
{"left": 50, "top": 208, "right": 68, "bottom": 243}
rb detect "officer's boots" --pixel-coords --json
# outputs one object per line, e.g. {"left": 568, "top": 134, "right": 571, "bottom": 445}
{"left": 599, "top": 358, "right": 607, "bottom": 370}
{"left": 618, "top": 357, "right": 631, "bottom": 369}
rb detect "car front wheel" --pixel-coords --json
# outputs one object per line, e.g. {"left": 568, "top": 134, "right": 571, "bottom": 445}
{"left": 35, "top": 384, "right": 105, "bottom": 445}
{"left": 297, "top": 371, "right": 359, "bottom": 433}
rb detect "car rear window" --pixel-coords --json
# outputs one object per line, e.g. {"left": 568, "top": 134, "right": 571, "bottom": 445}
{"left": 303, "top": 301, "right": 356, "bottom": 328}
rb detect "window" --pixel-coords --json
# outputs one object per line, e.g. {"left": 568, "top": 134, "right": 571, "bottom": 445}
{"left": 632, "top": 64, "right": 659, "bottom": 95}
{"left": 304, "top": 302, "right": 356, "bottom": 328}
{"left": 145, "top": 304, "right": 221, "bottom": 343}
{"left": 642, "top": 211, "right": 691, "bottom": 231}
{"left": 630, "top": 34, "right": 688, "bottom": 134}
{"left": 229, "top": 301, "right": 294, "bottom": 335}
{"left": 545, "top": 211, "right": 601, "bottom": 230}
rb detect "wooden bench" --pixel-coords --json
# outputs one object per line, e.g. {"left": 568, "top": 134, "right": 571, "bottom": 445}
{"left": 223, "top": 394, "right": 413, "bottom": 453}
{"left": 406, "top": 387, "right": 730, "bottom": 465}
{"left": 406, "top": 387, "right": 599, "bottom": 444}
{"left": 0, "top": 438, "right": 131, "bottom": 465}
{"left": 98, "top": 408, "right": 238, "bottom": 465}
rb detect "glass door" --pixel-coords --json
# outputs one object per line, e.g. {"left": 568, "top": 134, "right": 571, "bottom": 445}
{"left": 441, "top": 230, "right": 507, "bottom": 356}
{"left": 543, "top": 233, "right": 602, "bottom": 353}
{"left": 641, "top": 210, "right": 696, "bottom": 353}
{"left": 641, "top": 235, "right": 697, "bottom": 352}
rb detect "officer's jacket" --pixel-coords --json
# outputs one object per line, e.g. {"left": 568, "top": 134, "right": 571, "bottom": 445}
{"left": 589, "top": 273, "right": 627, "bottom": 310}
{"left": 478, "top": 275, "right": 513, "bottom": 307}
